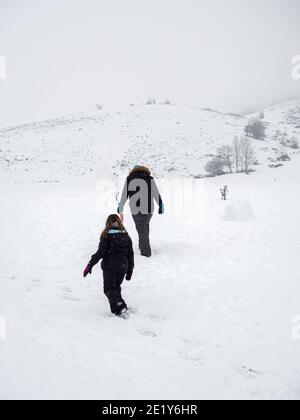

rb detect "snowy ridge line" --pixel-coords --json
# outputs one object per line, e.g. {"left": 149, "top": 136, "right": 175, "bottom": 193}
{"left": 0, "top": 100, "right": 300, "bottom": 184}
{"left": 0, "top": 114, "right": 104, "bottom": 133}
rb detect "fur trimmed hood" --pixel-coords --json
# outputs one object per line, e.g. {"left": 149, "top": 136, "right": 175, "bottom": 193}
{"left": 129, "top": 166, "right": 151, "bottom": 176}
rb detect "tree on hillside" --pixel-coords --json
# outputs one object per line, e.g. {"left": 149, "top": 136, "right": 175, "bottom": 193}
{"left": 146, "top": 98, "right": 156, "bottom": 105}
{"left": 217, "top": 145, "right": 234, "bottom": 173}
{"left": 245, "top": 119, "right": 266, "bottom": 140}
{"left": 232, "top": 136, "right": 242, "bottom": 173}
{"left": 240, "top": 137, "right": 256, "bottom": 173}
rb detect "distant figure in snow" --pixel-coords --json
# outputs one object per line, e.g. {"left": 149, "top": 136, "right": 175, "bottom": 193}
{"left": 83, "top": 214, "right": 134, "bottom": 317}
{"left": 118, "top": 165, "right": 164, "bottom": 258}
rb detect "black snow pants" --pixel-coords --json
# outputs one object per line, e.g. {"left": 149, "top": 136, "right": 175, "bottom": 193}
{"left": 103, "top": 271, "right": 127, "bottom": 315}
{"left": 132, "top": 214, "right": 153, "bottom": 257}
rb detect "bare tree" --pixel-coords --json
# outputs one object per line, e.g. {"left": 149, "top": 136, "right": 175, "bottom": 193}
{"left": 232, "top": 137, "right": 242, "bottom": 173}
{"left": 217, "top": 145, "right": 234, "bottom": 173}
{"left": 240, "top": 137, "right": 256, "bottom": 173}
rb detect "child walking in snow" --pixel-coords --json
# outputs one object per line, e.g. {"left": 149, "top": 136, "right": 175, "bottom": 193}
{"left": 83, "top": 214, "right": 134, "bottom": 317}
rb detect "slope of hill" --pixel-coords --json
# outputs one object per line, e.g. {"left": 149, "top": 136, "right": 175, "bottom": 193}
{"left": 1, "top": 101, "right": 299, "bottom": 184}
{"left": 258, "top": 99, "right": 300, "bottom": 132}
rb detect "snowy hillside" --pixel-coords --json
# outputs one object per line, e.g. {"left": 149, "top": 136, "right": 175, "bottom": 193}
{"left": 1, "top": 101, "right": 299, "bottom": 183}
{"left": 257, "top": 99, "right": 300, "bottom": 132}
{"left": 0, "top": 100, "right": 300, "bottom": 400}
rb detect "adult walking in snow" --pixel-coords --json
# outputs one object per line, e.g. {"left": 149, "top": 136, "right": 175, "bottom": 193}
{"left": 118, "top": 166, "right": 164, "bottom": 258}
{"left": 83, "top": 214, "right": 134, "bottom": 318}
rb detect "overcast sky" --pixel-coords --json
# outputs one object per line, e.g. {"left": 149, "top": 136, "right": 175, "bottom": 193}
{"left": 0, "top": 0, "right": 300, "bottom": 127}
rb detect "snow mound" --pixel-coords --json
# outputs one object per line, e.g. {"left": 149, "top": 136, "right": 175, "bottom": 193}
{"left": 223, "top": 200, "right": 254, "bottom": 222}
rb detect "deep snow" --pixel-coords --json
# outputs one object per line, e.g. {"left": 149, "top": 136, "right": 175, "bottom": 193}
{"left": 0, "top": 159, "right": 300, "bottom": 399}
{"left": 0, "top": 101, "right": 300, "bottom": 400}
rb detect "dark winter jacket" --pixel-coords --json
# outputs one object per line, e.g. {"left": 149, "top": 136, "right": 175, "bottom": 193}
{"left": 89, "top": 228, "right": 134, "bottom": 275}
{"left": 119, "top": 166, "right": 163, "bottom": 215}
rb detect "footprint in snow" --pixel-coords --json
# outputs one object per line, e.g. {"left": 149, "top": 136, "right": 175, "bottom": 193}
{"left": 25, "top": 278, "right": 41, "bottom": 292}
{"left": 179, "top": 351, "right": 203, "bottom": 363}
{"left": 137, "top": 328, "right": 158, "bottom": 338}
{"left": 60, "top": 288, "right": 81, "bottom": 301}
{"left": 241, "top": 365, "right": 263, "bottom": 378}
{"left": 62, "top": 294, "right": 81, "bottom": 302}
{"left": 145, "top": 313, "right": 167, "bottom": 322}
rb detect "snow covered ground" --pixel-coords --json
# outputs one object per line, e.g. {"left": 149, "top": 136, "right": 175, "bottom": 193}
{"left": 0, "top": 158, "right": 300, "bottom": 400}
{"left": 0, "top": 101, "right": 300, "bottom": 400}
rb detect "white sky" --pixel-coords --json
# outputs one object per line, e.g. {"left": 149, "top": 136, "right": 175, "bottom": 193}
{"left": 0, "top": 0, "right": 300, "bottom": 127}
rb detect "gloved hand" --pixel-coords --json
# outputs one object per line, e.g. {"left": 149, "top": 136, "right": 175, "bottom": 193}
{"left": 125, "top": 271, "right": 133, "bottom": 281}
{"left": 83, "top": 264, "right": 92, "bottom": 278}
{"left": 158, "top": 204, "right": 165, "bottom": 215}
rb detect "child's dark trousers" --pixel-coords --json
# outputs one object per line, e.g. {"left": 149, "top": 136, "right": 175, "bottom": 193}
{"left": 103, "top": 271, "right": 127, "bottom": 315}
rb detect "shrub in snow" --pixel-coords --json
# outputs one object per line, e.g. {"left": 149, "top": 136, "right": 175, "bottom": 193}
{"left": 277, "top": 153, "right": 291, "bottom": 162}
{"left": 223, "top": 201, "right": 254, "bottom": 222}
{"left": 244, "top": 119, "right": 266, "bottom": 140}
{"left": 220, "top": 185, "right": 229, "bottom": 200}
{"left": 269, "top": 163, "right": 283, "bottom": 169}
{"left": 290, "top": 138, "right": 299, "bottom": 149}
{"left": 205, "top": 157, "right": 225, "bottom": 176}
{"left": 280, "top": 136, "right": 299, "bottom": 149}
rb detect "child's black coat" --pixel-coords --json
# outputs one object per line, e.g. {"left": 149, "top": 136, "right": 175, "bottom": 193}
{"left": 89, "top": 229, "right": 134, "bottom": 275}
